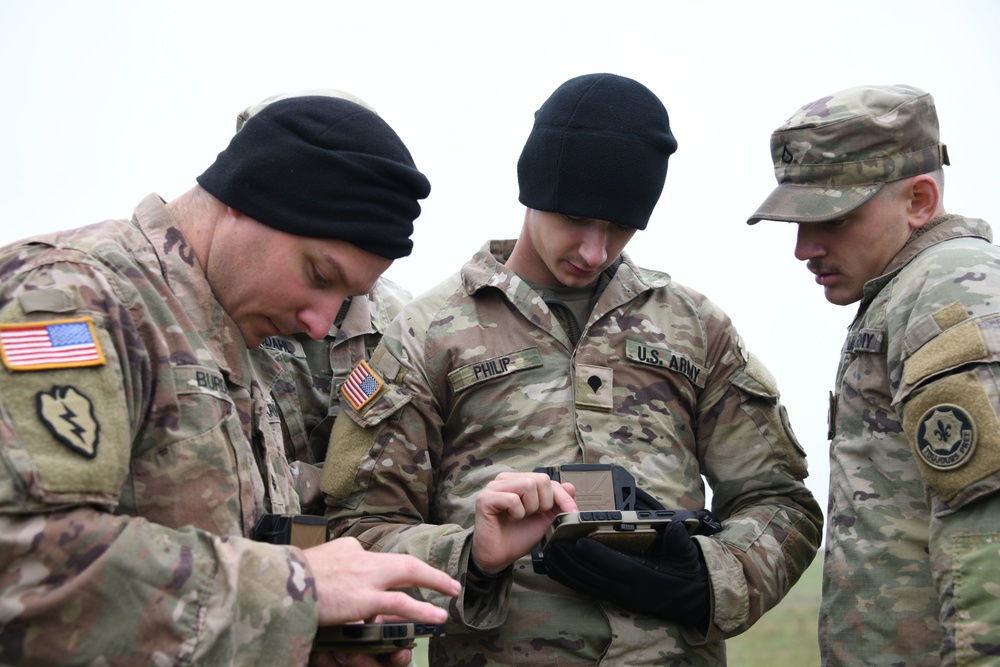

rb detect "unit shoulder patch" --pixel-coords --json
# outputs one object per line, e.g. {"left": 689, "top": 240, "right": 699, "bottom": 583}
{"left": 0, "top": 317, "right": 106, "bottom": 371}
{"left": 36, "top": 385, "right": 100, "bottom": 458}
{"left": 916, "top": 404, "right": 977, "bottom": 470}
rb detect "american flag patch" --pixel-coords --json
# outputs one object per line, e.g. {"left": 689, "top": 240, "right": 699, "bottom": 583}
{"left": 342, "top": 360, "right": 383, "bottom": 411}
{"left": 0, "top": 318, "right": 106, "bottom": 371}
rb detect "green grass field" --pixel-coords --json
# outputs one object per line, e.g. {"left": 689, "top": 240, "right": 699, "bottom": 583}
{"left": 726, "top": 556, "right": 821, "bottom": 666}
{"left": 415, "top": 557, "right": 822, "bottom": 666}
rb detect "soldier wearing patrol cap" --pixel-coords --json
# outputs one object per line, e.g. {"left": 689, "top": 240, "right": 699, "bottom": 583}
{"left": 748, "top": 84, "right": 1000, "bottom": 666}
{"left": 0, "top": 93, "right": 461, "bottom": 666}
{"left": 322, "top": 72, "right": 823, "bottom": 666}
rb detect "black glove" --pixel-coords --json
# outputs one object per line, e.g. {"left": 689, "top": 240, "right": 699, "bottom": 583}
{"left": 544, "top": 520, "right": 711, "bottom": 628}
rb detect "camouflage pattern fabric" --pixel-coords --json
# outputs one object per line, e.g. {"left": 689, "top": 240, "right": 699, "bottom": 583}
{"left": 821, "top": 215, "right": 1000, "bottom": 666}
{"left": 324, "top": 240, "right": 823, "bottom": 666}
{"left": 0, "top": 194, "right": 318, "bottom": 666}
{"left": 772, "top": 85, "right": 946, "bottom": 188}
{"left": 253, "top": 277, "right": 410, "bottom": 513}
{"left": 748, "top": 84, "right": 949, "bottom": 225}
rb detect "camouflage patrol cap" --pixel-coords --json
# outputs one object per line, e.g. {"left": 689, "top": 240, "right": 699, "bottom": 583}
{"left": 747, "top": 84, "right": 950, "bottom": 224}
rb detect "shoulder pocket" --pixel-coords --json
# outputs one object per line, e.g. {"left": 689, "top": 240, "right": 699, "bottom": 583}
{"left": 731, "top": 355, "right": 809, "bottom": 479}
{"left": 324, "top": 382, "right": 412, "bottom": 503}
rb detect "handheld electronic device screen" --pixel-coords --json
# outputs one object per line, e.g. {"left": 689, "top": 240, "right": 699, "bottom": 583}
{"left": 536, "top": 463, "right": 638, "bottom": 512}
{"left": 313, "top": 622, "right": 445, "bottom": 654}
{"left": 251, "top": 513, "right": 327, "bottom": 549}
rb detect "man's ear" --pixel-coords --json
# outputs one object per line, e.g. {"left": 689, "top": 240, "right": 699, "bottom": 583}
{"left": 906, "top": 174, "right": 941, "bottom": 231}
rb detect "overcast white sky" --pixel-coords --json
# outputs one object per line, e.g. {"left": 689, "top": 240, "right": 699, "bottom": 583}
{"left": 2, "top": 0, "right": 999, "bottom": 525}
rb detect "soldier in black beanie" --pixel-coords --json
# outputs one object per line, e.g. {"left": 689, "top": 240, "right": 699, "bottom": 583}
{"left": 323, "top": 72, "right": 821, "bottom": 667}
{"left": 182, "top": 94, "right": 431, "bottom": 348}
{"left": 517, "top": 72, "right": 677, "bottom": 230}
{"left": 0, "top": 88, "right": 461, "bottom": 667}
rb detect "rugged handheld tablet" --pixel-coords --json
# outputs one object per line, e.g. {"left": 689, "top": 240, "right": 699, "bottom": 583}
{"left": 534, "top": 463, "right": 638, "bottom": 511}
{"left": 539, "top": 508, "right": 721, "bottom": 554}
{"left": 530, "top": 464, "right": 722, "bottom": 574}
{"left": 251, "top": 513, "right": 327, "bottom": 549}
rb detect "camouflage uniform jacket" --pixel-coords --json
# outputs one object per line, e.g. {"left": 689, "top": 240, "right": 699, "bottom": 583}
{"left": 0, "top": 194, "right": 319, "bottom": 666}
{"left": 324, "top": 240, "right": 823, "bottom": 666}
{"left": 821, "top": 215, "right": 1000, "bottom": 667}
{"left": 254, "top": 278, "right": 410, "bottom": 512}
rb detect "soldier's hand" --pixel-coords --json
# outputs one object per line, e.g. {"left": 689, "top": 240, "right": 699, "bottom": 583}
{"left": 544, "top": 520, "right": 711, "bottom": 628}
{"left": 471, "top": 471, "right": 577, "bottom": 574}
{"left": 303, "top": 537, "right": 460, "bottom": 626}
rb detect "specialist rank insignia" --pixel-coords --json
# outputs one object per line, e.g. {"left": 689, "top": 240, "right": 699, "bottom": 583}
{"left": 342, "top": 360, "right": 384, "bottom": 412}
{"left": 916, "top": 404, "right": 976, "bottom": 470}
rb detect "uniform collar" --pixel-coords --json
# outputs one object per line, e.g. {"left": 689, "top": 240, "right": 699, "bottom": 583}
{"left": 461, "top": 239, "right": 669, "bottom": 297}
{"left": 861, "top": 214, "right": 994, "bottom": 305}
{"left": 133, "top": 193, "right": 251, "bottom": 385}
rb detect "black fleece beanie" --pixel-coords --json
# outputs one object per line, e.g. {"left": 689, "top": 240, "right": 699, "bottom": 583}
{"left": 197, "top": 96, "right": 430, "bottom": 259}
{"left": 517, "top": 73, "right": 677, "bottom": 230}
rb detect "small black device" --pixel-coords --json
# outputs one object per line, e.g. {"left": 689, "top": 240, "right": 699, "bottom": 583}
{"left": 313, "top": 621, "right": 445, "bottom": 653}
{"left": 251, "top": 513, "right": 328, "bottom": 549}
